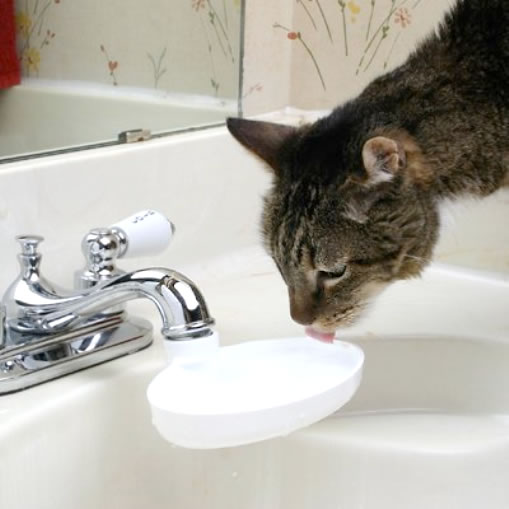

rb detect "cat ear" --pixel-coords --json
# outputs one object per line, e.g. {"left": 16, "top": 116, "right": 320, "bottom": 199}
{"left": 227, "top": 118, "right": 297, "bottom": 173}
{"left": 361, "top": 136, "right": 406, "bottom": 185}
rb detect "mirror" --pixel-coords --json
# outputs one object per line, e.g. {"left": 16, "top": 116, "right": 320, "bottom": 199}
{"left": 0, "top": 0, "right": 243, "bottom": 163}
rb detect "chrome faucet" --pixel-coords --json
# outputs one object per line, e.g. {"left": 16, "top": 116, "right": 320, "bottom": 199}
{"left": 0, "top": 211, "right": 216, "bottom": 394}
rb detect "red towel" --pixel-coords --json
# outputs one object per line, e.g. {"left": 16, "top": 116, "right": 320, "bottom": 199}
{"left": 0, "top": 0, "right": 20, "bottom": 88}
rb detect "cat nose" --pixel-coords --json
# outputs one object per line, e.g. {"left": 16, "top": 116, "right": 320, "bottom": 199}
{"left": 289, "top": 292, "right": 315, "bottom": 326}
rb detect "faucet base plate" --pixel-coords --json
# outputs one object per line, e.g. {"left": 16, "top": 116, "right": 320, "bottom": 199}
{"left": 0, "top": 317, "right": 153, "bottom": 395}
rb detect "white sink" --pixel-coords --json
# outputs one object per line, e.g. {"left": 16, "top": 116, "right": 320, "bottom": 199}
{"left": 1, "top": 248, "right": 508, "bottom": 509}
{"left": 1, "top": 122, "right": 508, "bottom": 509}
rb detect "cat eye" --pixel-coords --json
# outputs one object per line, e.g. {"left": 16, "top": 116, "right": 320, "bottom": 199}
{"left": 318, "top": 265, "right": 347, "bottom": 281}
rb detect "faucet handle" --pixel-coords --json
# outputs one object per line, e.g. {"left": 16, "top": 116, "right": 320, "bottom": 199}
{"left": 16, "top": 235, "right": 44, "bottom": 256}
{"left": 77, "top": 210, "right": 174, "bottom": 288}
{"left": 110, "top": 210, "right": 174, "bottom": 259}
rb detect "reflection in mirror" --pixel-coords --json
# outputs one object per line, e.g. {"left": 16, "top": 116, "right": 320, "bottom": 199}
{"left": 0, "top": 0, "right": 243, "bottom": 162}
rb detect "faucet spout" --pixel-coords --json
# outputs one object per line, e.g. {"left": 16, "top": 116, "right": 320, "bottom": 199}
{"left": 35, "top": 268, "right": 215, "bottom": 340}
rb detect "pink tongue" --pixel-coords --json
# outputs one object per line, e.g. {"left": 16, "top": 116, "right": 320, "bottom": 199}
{"left": 305, "top": 327, "right": 335, "bottom": 344}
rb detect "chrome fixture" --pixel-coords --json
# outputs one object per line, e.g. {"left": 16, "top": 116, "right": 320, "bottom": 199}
{"left": 0, "top": 211, "right": 215, "bottom": 394}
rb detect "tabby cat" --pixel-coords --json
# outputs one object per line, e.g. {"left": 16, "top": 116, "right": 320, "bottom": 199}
{"left": 227, "top": 0, "right": 509, "bottom": 342}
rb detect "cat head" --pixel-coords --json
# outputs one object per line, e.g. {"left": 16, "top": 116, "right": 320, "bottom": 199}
{"left": 227, "top": 116, "right": 439, "bottom": 333}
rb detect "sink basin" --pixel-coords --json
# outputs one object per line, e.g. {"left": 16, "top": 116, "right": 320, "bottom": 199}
{"left": 1, "top": 249, "right": 508, "bottom": 509}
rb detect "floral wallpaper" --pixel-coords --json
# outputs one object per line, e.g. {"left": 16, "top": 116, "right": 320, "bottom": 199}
{"left": 284, "top": 0, "right": 427, "bottom": 89}
{"left": 242, "top": 0, "right": 455, "bottom": 114}
{"left": 12, "top": 0, "right": 456, "bottom": 116}
{"left": 14, "top": 0, "right": 242, "bottom": 100}
{"left": 16, "top": 0, "right": 59, "bottom": 77}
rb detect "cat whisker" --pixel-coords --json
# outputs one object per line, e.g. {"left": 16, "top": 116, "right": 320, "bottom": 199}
{"left": 402, "top": 253, "right": 429, "bottom": 264}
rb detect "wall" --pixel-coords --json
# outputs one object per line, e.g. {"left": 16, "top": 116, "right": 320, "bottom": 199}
{"left": 243, "top": 0, "right": 456, "bottom": 114}
{"left": 14, "top": 0, "right": 241, "bottom": 100}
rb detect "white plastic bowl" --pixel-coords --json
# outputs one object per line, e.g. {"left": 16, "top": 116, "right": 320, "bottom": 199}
{"left": 147, "top": 337, "right": 364, "bottom": 449}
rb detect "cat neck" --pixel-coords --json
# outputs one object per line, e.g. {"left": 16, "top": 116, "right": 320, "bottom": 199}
{"left": 425, "top": 147, "right": 508, "bottom": 200}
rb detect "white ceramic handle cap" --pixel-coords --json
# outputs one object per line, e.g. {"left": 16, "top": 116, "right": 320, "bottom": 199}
{"left": 111, "top": 210, "right": 174, "bottom": 258}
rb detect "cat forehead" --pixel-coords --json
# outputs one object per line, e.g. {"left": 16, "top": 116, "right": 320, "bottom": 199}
{"left": 267, "top": 205, "right": 360, "bottom": 263}
{"left": 266, "top": 182, "right": 368, "bottom": 236}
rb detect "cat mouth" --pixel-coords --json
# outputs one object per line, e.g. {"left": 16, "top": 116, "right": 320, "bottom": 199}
{"left": 303, "top": 305, "right": 365, "bottom": 342}
{"left": 305, "top": 326, "right": 336, "bottom": 343}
